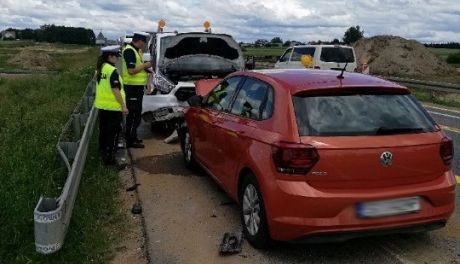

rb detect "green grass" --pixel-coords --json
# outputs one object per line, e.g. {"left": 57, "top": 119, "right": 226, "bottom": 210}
{"left": 0, "top": 40, "right": 36, "bottom": 47}
{"left": 427, "top": 48, "right": 460, "bottom": 64}
{"left": 0, "top": 40, "right": 98, "bottom": 72}
{"left": 410, "top": 86, "right": 460, "bottom": 108}
{"left": 243, "top": 47, "right": 285, "bottom": 57}
{"left": 0, "top": 44, "right": 126, "bottom": 263}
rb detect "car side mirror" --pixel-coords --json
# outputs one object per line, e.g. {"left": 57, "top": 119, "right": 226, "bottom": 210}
{"left": 188, "top": 95, "right": 204, "bottom": 107}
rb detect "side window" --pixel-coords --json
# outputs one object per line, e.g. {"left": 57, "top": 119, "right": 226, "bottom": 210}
{"left": 291, "top": 47, "right": 316, "bottom": 61}
{"left": 278, "top": 48, "right": 292, "bottom": 62}
{"left": 206, "top": 77, "right": 241, "bottom": 111}
{"left": 230, "top": 78, "right": 274, "bottom": 120}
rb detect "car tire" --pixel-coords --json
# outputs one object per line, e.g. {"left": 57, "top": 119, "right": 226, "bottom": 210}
{"left": 178, "top": 127, "right": 197, "bottom": 169}
{"left": 239, "top": 173, "right": 271, "bottom": 249}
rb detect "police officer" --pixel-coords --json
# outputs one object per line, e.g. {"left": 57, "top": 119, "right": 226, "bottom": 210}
{"left": 95, "top": 45, "right": 128, "bottom": 165}
{"left": 122, "top": 32, "right": 152, "bottom": 148}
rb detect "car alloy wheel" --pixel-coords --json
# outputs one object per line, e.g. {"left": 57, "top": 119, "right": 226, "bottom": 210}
{"left": 240, "top": 174, "right": 271, "bottom": 248}
{"left": 243, "top": 184, "right": 261, "bottom": 236}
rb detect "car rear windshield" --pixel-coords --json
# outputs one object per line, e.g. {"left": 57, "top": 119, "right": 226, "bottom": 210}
{"left": 320, "top": 47, "right": 355, "bottom": 63}
{"left": 293, "top": 93, "right": 436, "bottom": 136}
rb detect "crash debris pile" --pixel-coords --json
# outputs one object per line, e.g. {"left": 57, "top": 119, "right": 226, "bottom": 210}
{"left": 8, "top": 49, "right": 55, "bottom": 70}
{"left": 353, "top": 35, "right": 455, "bottom": 76}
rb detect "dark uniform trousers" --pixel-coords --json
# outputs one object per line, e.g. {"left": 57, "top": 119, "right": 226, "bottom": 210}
{"left": 99, "top": 109, "right": 122, "bottom": 163}
{"left": 124, "top": 84, "right": 144, "bottom": 144}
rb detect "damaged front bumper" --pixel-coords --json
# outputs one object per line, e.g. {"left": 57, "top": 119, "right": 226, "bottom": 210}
{"left": 147, "top": 106, "right": 185, "bottom": 122}
{"left": 142, "top": 89, "right": 189, "bottom": 123}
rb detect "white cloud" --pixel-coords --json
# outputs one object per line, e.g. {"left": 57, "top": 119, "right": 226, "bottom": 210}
{"left": 0, "top": 0, "right": 458, "bottom": 43}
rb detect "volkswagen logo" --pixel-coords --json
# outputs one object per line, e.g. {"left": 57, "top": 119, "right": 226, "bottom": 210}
{"left": 380, "top": 152, "right": 393, "bottom": 167}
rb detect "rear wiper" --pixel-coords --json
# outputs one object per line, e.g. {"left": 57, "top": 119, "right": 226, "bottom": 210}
{"left": 375, "top": 127, "right": 425, "bottom": 135}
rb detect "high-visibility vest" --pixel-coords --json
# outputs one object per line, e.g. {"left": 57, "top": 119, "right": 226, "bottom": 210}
{"left": 95, "top": 63, "right": 126, "bottom": 111}
{"left": 122, "top": 44, "right": 148, "bottom": 85}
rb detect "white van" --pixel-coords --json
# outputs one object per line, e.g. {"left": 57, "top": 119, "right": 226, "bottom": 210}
{"left": 274, "top": 45, "right": 357, "bottom": 72}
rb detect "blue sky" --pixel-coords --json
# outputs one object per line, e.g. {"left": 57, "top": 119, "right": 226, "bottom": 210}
{"left": 1, "top": 0, "right": 459, "bottom": 43}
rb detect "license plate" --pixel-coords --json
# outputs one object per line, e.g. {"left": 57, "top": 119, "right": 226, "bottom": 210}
{"left": 357, "top": 197, "right": 420, "bottom": 218}
{"left": 154, "top": 108, "right": 170, "bottom": 117}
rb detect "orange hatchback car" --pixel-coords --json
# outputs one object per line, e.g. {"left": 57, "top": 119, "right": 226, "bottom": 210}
{"left": 179, "top": 69, "right": 456, "bottom": 248}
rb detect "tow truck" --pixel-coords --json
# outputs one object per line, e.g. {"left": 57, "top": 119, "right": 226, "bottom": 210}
{"left": 141, "top": 20, "right": 245, "bottom": 135}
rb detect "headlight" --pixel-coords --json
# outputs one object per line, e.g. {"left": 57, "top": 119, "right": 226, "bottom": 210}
{"left": 154, "top": 73, "right": 175, "bottom": 93}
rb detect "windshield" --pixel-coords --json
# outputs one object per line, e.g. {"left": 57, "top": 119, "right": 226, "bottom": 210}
{"left": 320, "top": 47, "right": 355, "bottom": 63}
{"left": 293, "top": 93, "right": 436, "bottom": 136}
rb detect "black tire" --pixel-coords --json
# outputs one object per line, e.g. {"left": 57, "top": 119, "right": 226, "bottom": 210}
{"left": 178, "top": 126, "right": 197, "bottom": 169}
{"left": 239, "top": 173, "right": 271, "bottom": 249}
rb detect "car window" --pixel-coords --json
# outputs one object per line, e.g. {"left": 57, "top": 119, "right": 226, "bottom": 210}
{"left": 206, "top": 77, "right": 241, "bottom": 111}
{"left": 230, "top": 78, "right": 273, "bottom": 120}
{"left": 320, "top": 47, "right": 355, "bottom": 63}
{"left": 291, "top": 47, "right": 316, "bottom": 61}
{"left": 278, "top": 48, "right": 292, "bottom": 62}
{"left": 293, "top": 94, "right": 436, "bottom": 136}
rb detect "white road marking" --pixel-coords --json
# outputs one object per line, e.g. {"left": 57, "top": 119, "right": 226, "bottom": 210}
{"left": 423, "top": 105, "right": 460, "bottom": 115}
{"left": 440, "top": 125, "right": 460, "bottom": 134}
{"left": 428, "top": 111, "right": 460, "bottom": 120}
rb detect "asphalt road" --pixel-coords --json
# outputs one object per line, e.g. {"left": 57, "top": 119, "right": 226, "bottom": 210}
{"left": 131, "top": 103, "right": 460, "bottom": 264}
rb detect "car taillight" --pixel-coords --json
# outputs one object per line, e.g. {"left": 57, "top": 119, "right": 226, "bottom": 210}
{"left": 314, "top": 66, "right": 320, "bottom": 69}
{"left": 272, "top": 142, "right": 319, "bottom": 174}
{"left": 440, "top": 137, "right": 454, "bottom": 166}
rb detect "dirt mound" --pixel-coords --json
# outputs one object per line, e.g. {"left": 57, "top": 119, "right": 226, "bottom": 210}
{"left": 353, "top": 35, "right": 455, "bottom": 76}
{"left": 7, "top": 49, "right": 55, "bottom": 70}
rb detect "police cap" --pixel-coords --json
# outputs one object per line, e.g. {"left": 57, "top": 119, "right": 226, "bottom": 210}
{"left": 101, "top": 45, "right": 121, "bottom": 56}
{"left": 133, "top": 32, "right": 149, "bottom": 42}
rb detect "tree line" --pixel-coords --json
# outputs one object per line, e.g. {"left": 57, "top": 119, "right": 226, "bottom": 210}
{"left": 250, "top": 26, "right": 365, "bottom": 47}
{"left": 424, "top": 42, "right": 460, "bottom": 49}
{"left": 4, "top": 25, "right": 95, "bottom": 45}
{"left": 249, "top": 26, "right": 460, "bottom": 49}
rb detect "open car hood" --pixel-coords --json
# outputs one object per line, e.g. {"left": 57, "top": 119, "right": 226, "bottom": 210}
{"left": 158, "top": 33, "right": 244, "bottom": 82}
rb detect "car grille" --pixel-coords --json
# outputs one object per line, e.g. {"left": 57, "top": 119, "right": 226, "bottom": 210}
{"left": 174, "top": 87, "right": 196, "bottom": 101}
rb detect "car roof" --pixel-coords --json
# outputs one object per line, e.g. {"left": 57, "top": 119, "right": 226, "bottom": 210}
{"left": 234, "top": 69, "right": 407, "bottom": 95}
{"left": 290, "top": 44, "right": 353, "bottom": 49}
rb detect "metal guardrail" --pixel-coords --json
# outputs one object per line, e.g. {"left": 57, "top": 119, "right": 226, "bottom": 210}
{"left": 383, "top": 76, "right": 460, "bottom": 94}
{"left": 34, "top": 79, "right": 98, "bottom": 254}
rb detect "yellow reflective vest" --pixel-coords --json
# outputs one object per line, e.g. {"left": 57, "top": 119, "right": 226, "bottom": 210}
{"left": 122, "top": 44, "right": 148, "bottom": 85}
{"left": 95, "top": 63, "right": 126, "bottom": 111}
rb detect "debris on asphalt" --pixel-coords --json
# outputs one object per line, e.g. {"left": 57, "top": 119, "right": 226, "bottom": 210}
{"left": 131, "top": 203, "right": 142, "bottom": 214}
{"left": 220, "top": 200, "right": 234, "bottom": 206}
{"left": 211, "top": 214, "right": 217, "bottom": 218}
{"left": 219, "top": 232, "right": 243, "bottom": 255}
{"left": 126, "top": 184, "right": 140, "bottom": 192}
{"left": 164, "top": 130, "right": 178, "bottom": 144}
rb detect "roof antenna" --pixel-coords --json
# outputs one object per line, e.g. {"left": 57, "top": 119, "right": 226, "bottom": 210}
{"left": 337, "top": 62, "right": 348, "bottom": 79}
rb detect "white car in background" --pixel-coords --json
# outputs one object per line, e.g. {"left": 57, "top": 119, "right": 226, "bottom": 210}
{"left": 274, "top": 45, "right": 357, "bottom": 72}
